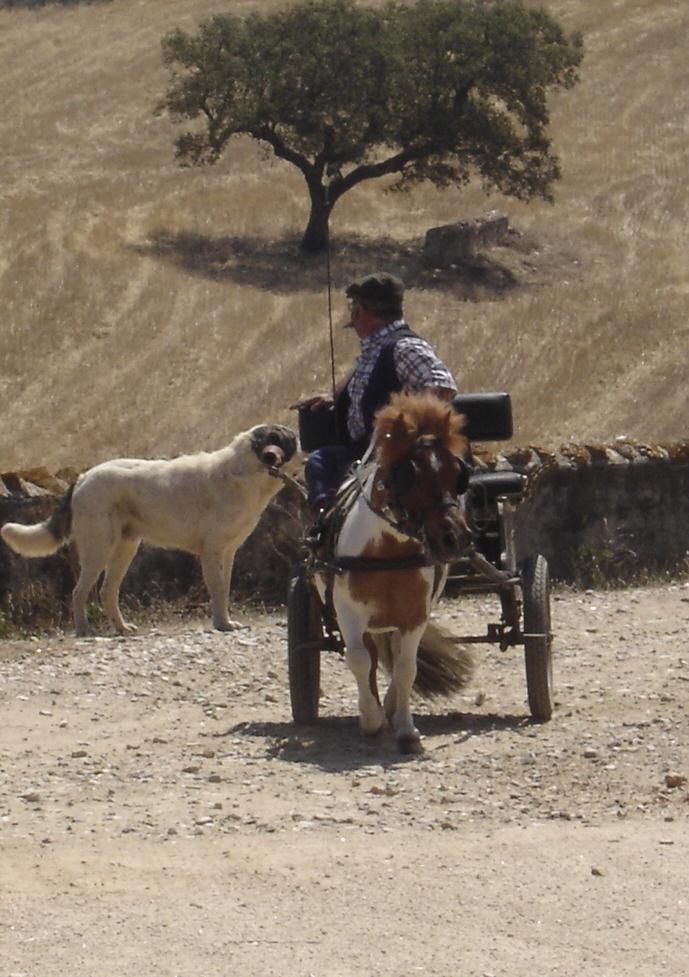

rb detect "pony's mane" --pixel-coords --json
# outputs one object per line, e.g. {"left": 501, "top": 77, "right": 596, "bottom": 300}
{"left": 374, "top": 391, "right": 467, "bottom": 466}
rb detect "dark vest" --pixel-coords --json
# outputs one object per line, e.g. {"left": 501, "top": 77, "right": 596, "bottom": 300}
{"left": 334, "top": 326, "right": 419, "bottom": 453}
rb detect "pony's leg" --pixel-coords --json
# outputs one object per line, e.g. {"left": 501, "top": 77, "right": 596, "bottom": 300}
{"left": 388, "top": 628, "right": 425, "bottom": 754}
{"left": 383, "top": 631, "right": 400, "bottom": 725}
{"left": 100, "top": 538, "right": 140, "bottom": 634}
{"left": 337, "top": 610, "right": 385, "bottom": 737}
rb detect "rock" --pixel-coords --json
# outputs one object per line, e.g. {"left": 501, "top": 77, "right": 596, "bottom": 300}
{"left": 422, "top": 211, "right": 510, "bottom": 267}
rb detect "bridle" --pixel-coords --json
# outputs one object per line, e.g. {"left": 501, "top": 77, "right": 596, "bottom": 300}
{"left": 356, "top": 433, "right": 472, "bottom": 551}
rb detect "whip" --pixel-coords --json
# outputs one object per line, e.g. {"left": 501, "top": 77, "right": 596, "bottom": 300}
{"left": 324, "top": 181, "right": 341, "bottom": 442}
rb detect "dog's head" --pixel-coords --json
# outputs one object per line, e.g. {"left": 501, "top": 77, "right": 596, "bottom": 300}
{"left": 250, "top": 424, "right": 298, "bottom": 470}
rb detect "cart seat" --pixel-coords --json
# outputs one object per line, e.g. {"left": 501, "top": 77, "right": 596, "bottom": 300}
{"left": 299, "top": 392, "right": 515, "bottom": 453}
{"left": 467, "top": 470, "right": 526, "bottom": 505}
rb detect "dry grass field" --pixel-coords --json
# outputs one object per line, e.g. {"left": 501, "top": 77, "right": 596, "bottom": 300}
{"left": 1, "top": 0, "right": 687, "bottom": 473}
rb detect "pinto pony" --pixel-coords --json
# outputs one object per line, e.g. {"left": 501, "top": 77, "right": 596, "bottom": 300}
{"left": 316, "top": 391, "right": 475, "bottom": 754}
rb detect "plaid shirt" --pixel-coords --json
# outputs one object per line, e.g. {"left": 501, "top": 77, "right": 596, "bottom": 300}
{"left": 347, "top": 320, "right": 457, "bottom": 441}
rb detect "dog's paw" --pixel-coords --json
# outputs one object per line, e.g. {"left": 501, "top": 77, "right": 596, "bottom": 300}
{"left": 118, "top": 622, "right": 138, "bottom": 635}
{"left": 213, "top": 619, "right": 248, "bottom": 632}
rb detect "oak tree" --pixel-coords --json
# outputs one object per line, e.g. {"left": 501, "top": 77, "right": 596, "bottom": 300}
{"left": 159, "top": 0, "right": 583, "bottom": 253}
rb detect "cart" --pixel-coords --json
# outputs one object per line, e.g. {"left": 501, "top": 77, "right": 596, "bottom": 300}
{"left": 287, "top": 392, "right": 554, "bottom": 725}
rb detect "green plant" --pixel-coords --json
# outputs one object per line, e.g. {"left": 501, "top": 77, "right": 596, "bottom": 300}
{"left": 571, "top": 542, "right": 689, "bottom": 590}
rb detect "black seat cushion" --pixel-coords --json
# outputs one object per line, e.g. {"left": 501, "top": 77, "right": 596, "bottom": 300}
{"left": 468, "top": 470, "right": 526, "bottom": 504}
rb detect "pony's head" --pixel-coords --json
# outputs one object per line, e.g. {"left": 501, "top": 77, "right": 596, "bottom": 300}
{"left": 373, "top": 391, "right": 473, "bottom": 562}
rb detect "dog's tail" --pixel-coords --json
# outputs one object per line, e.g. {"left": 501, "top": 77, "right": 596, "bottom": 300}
{"left": 1, "top": 484, "right": 75, "bottom": 558}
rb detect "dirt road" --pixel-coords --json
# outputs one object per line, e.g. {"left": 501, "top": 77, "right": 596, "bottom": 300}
{"left": 2, "top": 583, "right": 688, "bottom": 977}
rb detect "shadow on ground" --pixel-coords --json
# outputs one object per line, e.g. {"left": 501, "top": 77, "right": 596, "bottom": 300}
{"left": 217, "top": 710, "right": 529, "bottom": 772}
{"left": 0, "top": 0, "right": 109, "bottom": 8}
{"left": 131, "top": 230, "right": 520, "bottom": 301}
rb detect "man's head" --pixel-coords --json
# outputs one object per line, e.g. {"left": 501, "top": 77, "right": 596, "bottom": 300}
{"left": 345, "top": 273, "right": 404, "bottom": 337}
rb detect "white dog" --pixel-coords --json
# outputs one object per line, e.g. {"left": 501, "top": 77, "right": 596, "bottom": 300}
{"left": 1, "top": 424, "right": 299, "bottom": 636}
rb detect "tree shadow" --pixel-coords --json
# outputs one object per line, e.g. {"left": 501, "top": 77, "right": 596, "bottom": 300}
{"left": 0, "top": 0, "right": 110, "bottom": 8}
{"left": 131, "top": 230, "right": 519, "bottom": 301}
{"left": 214, "top": 709, "right": 529, "bottom": 773}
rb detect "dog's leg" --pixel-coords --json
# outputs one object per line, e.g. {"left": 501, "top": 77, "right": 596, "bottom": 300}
{"left": 100, "top": 538, "right": 140, "bottom": 634}
{"left": 200, "top": 545, "right": 244, "bottom": 631}
{"left": 72, "top": 549, "right": 106, "bottom": 637}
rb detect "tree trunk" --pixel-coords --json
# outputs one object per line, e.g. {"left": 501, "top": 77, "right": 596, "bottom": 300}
{"left": 299, "top": 182, "right": 332, "bottom": 254}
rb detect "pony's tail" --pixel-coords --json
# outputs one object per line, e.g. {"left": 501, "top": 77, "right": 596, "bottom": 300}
{"left": 414, "top": 620, "right": 474, "bottom": 698}
{"left": 1, "top": 484, "right": 74, "bottom": 558}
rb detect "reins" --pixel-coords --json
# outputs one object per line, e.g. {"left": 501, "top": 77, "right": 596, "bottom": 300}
{"left": 314, "top": 438, "right": 452, "bottom": 575}
{"left": 267, "top": 465, "right": 308, "bottom": 498}
{"left": 353, "top": 434, "right": 461, "bottom": 547}
{"left": 358, "top": 466, "right": 428, "bottom": 546}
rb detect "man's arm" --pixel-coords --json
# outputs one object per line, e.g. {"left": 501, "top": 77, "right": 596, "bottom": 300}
{"left": 393, "top": 337, "right": 458, "bottom": 398}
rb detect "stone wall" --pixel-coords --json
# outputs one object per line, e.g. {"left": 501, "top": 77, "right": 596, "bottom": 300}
{"left": 508, "top": 443, "right": 689, "bottom": 580}
{"left": 2, "top": 442, "right": 688, "bottom": 626}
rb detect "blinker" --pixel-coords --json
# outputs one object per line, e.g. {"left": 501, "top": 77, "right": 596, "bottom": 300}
{"left": 456, "top": 457, "right": 473, "bottom": 496}
{"left": 386, "top": 457, "right": 417, "bottom": 497}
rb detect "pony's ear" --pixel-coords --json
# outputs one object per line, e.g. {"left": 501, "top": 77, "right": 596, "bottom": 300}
{"left": 451, "top": 410, "right": 467, "bottom": 436}
{"left": 380, "top": 410, "right": 410, "bottom": 442}
{"left": 376, "top": 410, "right": 413, "bottom": 465}
{"left": 392, "top": 410, "right": 411, "bottom": 436}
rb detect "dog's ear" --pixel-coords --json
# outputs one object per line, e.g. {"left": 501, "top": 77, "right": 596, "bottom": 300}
{"left": 274, "top": 425, "right": 298, "bottom": 460}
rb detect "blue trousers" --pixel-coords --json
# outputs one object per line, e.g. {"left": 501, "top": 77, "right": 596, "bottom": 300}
{"left": 305, "top": 443, "right": 362, "bottom": 512}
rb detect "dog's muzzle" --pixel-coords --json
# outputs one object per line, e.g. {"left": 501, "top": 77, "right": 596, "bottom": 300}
{"left": 261, "top": 445, "right": 286, "bottom": 468}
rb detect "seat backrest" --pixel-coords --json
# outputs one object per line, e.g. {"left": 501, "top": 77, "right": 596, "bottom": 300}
{"left": 452, "top": 392, "right": 513, "bottom": 442}
{"left": 299, "top": 391, "right": 514, "bottom": 451}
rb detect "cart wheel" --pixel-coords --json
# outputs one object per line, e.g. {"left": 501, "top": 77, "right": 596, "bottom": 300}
{"left": 521, "top": 554, "right": 554, "bottom": 721}
{"left": 287, "top": 566, "right": 323, "bottom": 725}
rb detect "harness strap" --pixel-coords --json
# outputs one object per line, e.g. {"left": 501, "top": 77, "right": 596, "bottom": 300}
{"left": 314, "top": 552, "right": 431, "bottom": 575}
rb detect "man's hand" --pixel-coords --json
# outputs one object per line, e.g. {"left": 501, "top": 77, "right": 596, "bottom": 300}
{"left": 290, "top": 393, "right": 334, "bottom": 412}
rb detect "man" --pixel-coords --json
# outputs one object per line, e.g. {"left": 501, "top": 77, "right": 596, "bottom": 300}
{"left": 299, "top": 272, "right": 458, "bottom": 515}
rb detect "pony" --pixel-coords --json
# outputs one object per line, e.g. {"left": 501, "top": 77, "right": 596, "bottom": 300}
{"left": 315, "top": 390, "right": 475, "bottom": 754}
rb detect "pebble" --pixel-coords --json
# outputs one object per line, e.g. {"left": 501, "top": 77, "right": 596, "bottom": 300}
{"left": 1, "top": 588, "right": 688, "bottom": 841}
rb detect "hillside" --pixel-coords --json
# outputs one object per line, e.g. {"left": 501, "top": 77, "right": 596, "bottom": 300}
{"left": 1, "top": 0, "right": 687, "bottom": 473}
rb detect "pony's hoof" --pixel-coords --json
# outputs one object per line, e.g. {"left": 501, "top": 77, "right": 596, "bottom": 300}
{"left": 397, "top": 735, "right": 424, "bottom": 755}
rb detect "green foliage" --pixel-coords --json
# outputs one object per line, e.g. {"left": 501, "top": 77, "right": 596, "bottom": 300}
{"left": 159, "top": 0, "right": 583, "bottom": 251}
{"left": 0, "top": 608, "right": 12, "bottom": 640}
{"left": 571, "top": 541, "right": 689, "bottom": 590}
{"left": 0, "top": 584, "right": 69, "bottom": 637}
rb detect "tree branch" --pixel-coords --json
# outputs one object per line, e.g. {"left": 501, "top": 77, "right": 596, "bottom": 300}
{"left": 252, "top": 126, "right": 316, "bottom": 181}
{"left": 329, "top": 146, "right": 424, "bottom": 203}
